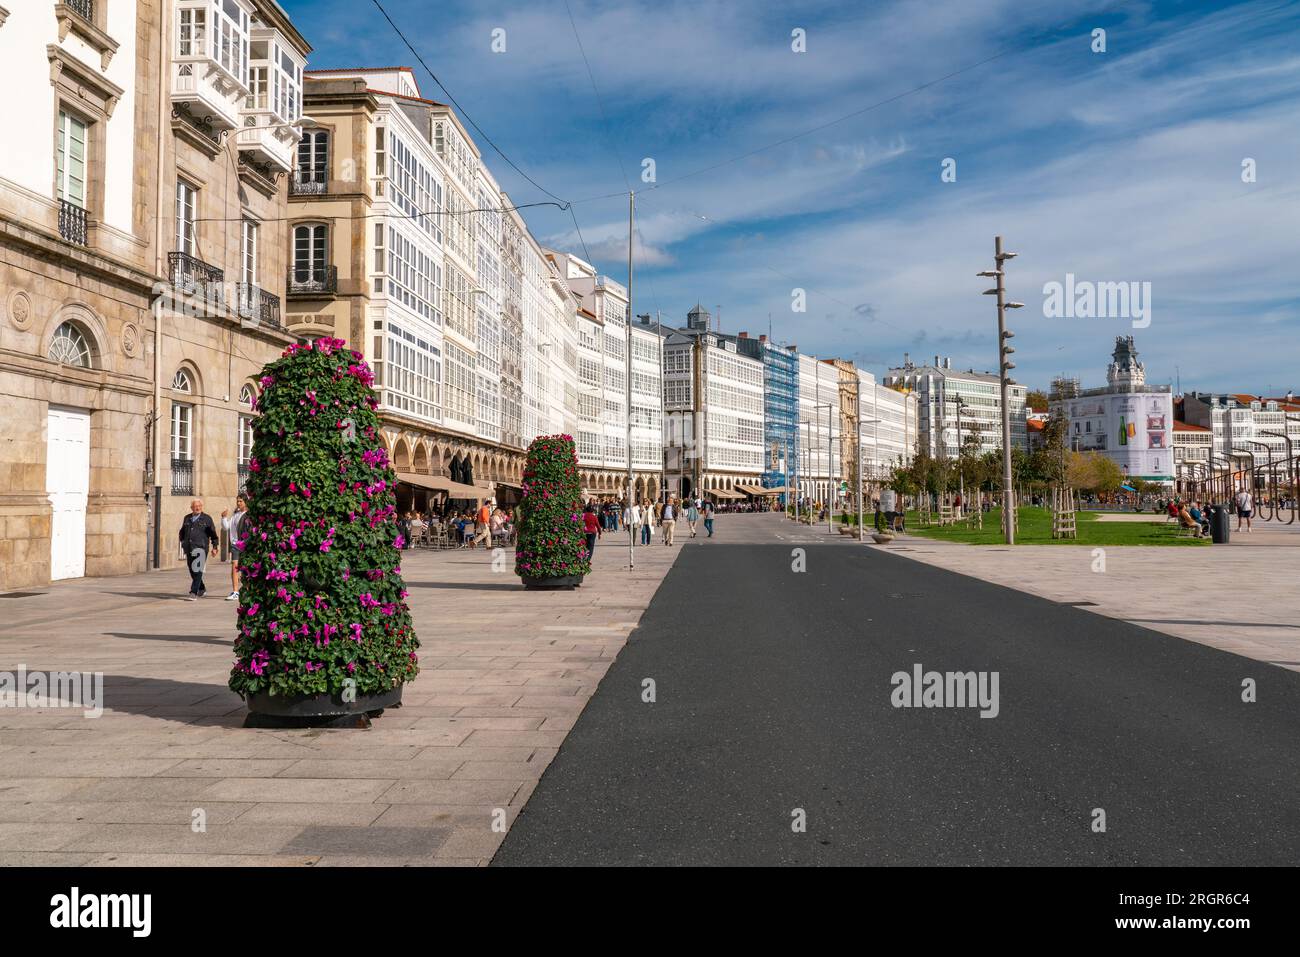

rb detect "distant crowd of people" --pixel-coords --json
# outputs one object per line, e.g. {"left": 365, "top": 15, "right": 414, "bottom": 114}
{"left": 580, "top": 496, "right": 720, "bottom": 555}
{"left": 398, "top": 500, "right": 516, "bottom": 549}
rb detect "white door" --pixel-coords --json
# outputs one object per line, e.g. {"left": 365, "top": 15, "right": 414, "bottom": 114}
{"left": 46, "top": 407, "right": 91, "bottom": 580}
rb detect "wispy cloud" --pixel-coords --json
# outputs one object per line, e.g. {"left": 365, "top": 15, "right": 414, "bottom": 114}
{"left": 289, "top": 0, "right": 1300, "bottom": 391}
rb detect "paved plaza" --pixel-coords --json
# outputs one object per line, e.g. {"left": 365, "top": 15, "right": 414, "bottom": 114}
{"left": 3, "top": 511, "right": 1297, "bottom": 866}
{"left": 0, "top": 534, "right": 678, "bottom": 866}
{"left": 881, "top": 518, "right": 1300, "bottom": 673}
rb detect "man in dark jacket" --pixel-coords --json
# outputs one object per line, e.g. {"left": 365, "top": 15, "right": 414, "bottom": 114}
{"left": 179, "top": 499, "right": 219, "bottom": 600}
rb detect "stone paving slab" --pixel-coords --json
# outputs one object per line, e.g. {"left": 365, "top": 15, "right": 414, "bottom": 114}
{"left": 0, "top": 535, "right": 681, "bottom": 865}
{"left": 876, "top": 531, "right": 1300, "bottom": 672}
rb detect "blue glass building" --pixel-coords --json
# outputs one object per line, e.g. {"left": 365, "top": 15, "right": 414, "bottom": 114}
{"left": 739, "top": 336, "right": 799, "bottom": 505}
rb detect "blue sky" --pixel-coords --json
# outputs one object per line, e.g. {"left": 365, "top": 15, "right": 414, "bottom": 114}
{"left": 284, "top": 0, "right": 1300, "bottom": 395}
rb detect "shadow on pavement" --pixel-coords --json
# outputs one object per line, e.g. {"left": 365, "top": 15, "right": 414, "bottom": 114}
{"left": 106, "top": 633, "right": 232, "bottom": 647}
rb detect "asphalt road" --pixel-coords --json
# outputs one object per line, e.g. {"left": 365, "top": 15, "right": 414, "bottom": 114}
{"left": 493, "top": 516, "right": 1300, "bottom": 866}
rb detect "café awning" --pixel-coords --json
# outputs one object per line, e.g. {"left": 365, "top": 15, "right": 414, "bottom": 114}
{"left": 707, "top": 489, "right": 744, "bottom": 499}
{"left": 762, "top": 485, "right": 794, "bottom": 494}
{"left": 396, "top": 473, "right": 488, "bottom": 500}
{"left": 734, "top": 483, "right": 765, "bottom": 495}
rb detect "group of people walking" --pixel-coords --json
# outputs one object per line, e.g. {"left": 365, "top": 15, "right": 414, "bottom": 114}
{"left": 582, "top": 496, "right": 716, "bottom": 557}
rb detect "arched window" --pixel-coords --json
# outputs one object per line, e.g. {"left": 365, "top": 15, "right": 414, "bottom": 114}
{"left": 49, "top": 322, "right": 92, "bottom": 367}
{"left": 171, "top": 367, "right": 195, "bottom": 495}
{"left": 172, "top": 368, "right": 193, "bottom": 392}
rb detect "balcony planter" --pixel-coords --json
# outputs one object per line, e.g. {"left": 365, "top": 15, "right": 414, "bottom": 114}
{"left": 520, "top": 573, "right": 584, "bottom": 590}
{"left": 244, "top": 684, "right": 402, "bottom": 725}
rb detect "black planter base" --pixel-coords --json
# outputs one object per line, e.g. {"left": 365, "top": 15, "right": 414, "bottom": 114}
{"left": 243, "top": 685, "right": 403, "bottom": 729}
{"left": 520, "top": 574, "right": 584, "bottom": 590}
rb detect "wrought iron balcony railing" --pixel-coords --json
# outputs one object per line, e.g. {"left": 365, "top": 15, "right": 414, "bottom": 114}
{"left": 236, "top": 282, "right": 282, "bottom": 329}
{"left": 287, "top": 265, "right": 338, "bottom": 295}
{"left": 169, "top": 252, "right": 224, "bottom": 299}
{"left": 290, "top": 171, "right": 327, "bottom": 195}
{"left": 171, "top": 457, "right": 194, "bottom": 496}
{"left": 58, "top": 200, "right": 88, "bottom": 246}
{"left": 68, "top": 0, "right": 94, "bottom": 23}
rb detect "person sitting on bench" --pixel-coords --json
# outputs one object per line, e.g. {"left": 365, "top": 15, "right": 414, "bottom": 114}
{"left": 1177, "top": 504, "right": 1204, "bottom": 538}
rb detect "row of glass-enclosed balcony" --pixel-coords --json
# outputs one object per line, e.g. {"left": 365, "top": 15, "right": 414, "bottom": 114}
{"left": 170, "top": 0, "right": 306, "bottom": 173}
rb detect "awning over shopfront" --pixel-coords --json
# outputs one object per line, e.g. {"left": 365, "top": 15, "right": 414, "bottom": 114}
{"left": 396, "top": 473, "right": 489, "bottom": 500}
{"left": 707, "top": 489, "right": 744, "bottom": 499}
{"left": 734, "top": 483, "right": 766, "bottom": 495}
{"left": 761, "top": 485, "right": 794, "bottom": 495}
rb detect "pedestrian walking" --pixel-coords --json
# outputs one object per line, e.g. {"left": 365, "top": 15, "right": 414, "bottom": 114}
{"left": 702, "top": 499, "right": 715, "bottom": 537}
{"left": 473, "top": 499, "right": 492, "bottom": 548}
{"left": 1235, "top": 487, "right": 1254, "bottom": 532}
{"left": 624, "top": 499, "right": 640, "bottom": 540}
{"left": 639, "top": 497, "right": 655, "bottom": 545}
{"left": 220, "top": 495, "right": 248, "bottom": 601}
{"left": 686, "top": 500, "right": 700, "bottom": 537}
{"left": 661, "top": 498, "right": 676, "bottom": 545}
{"left": 178, "top": 499, "right": 218, "bottom": 600}
{"left": 582, "top": 502, "right": 601, "bottom": 558}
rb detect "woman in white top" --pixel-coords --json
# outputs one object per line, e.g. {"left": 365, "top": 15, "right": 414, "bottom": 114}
{"left": 220, "top": 496, "right": 248, "bottom": 601}
{"left": 639, "top": 498, "right": 656, "bottom": 546}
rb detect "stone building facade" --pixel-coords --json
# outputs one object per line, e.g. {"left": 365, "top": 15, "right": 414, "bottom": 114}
{"left": 0, "top": 0, "right": 311, "bottom": 590}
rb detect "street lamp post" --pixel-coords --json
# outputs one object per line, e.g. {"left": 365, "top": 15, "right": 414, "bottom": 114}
{"left": 979, "top": 236, "right": 1023, "bottom": 544}
{"left": 625, "top": 191, "right": 635, "bottom": 570}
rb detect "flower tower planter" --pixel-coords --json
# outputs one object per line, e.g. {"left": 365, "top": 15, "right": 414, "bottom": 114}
{"left": 515, "top": 435, "right": 591, "bottom": 589}
{"left": 229, "top": 337, "right": 419, "bottom": 727}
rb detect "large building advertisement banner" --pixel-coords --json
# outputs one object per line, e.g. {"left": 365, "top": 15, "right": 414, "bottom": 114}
{"left": 1068, "top": 392, "right": 1174, "bottom": 481}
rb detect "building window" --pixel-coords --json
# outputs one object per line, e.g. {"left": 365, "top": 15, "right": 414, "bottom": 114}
{"left": 296, "top": 129, "right": 328, "bottom": 187}
{"left": 293, "top": 223, "right": 327, "bottom": 281}
{"left": 241, "top": 219, "right": 258, "bottom": 286}
{"left": 171, "top": 402, "right": 193, "bottom": 459}
{"left": 49, "top": 322, "right": 92, "bottom": 368}
{"left": 237, "top": 385, "right": 256, "bottom": 467}
{"left": 176, "top": 179, "right": 197, "bottom": 256}
{"left": 56, "top": 111, "right": 88, "bottom": 209}
{"left": 177, "top": 6, "right": 207, "bottom": 57}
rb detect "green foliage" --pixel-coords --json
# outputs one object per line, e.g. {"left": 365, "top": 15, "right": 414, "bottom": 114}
{"left": 514, "top": 435, "right": 591, "bottom": 581}
{"left": 228, "top": 338, "right": 419, "bottom": 699}
{"left": 908, "top": 506, "right": 1208, "bottom": 546}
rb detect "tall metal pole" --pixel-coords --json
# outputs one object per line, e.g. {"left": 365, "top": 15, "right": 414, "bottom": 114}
{"left": 826, "top": 400, "right": 834, "bottom": 534}
{"left": 995, "top": 236, "right": 1015, "bottom": 544}
{"left": 656, "top": 309, "right": 664, "bottom": 504}
{"left": 856, "top": 381, "right": 863, "bottom": 540}
{"left": 626, "top": 191, "right": 635, "bottom": 569}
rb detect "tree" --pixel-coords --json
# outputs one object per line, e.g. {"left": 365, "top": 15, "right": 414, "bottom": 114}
{"left": 515, "top": 435, "right": 591, "bottom": 584}
{"left": 229, "top": 337, "right": 419, "bottom": 704}
{"left": 1025, "top": 389, "right": 1050, "bottom": 413}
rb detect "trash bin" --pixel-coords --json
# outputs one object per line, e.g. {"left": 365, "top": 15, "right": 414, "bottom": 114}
{"left": 1209, "top": 504, "right": 1231, "bottom": 544}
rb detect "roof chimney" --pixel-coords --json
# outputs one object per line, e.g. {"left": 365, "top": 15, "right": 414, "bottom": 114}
{"left": 739, "top": 331, "right": 748, "bottom": 338}
{"left": 934, "top": 355, "right": 940, "bottom": 368}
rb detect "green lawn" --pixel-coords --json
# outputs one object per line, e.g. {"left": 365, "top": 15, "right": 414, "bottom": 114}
{"left": 903, "top": 507, "right": 1210, "bottom": 546}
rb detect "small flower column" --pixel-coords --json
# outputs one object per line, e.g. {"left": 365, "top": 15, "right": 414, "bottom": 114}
{"left": 229, "top": 337, "right": 419, "bottom": 715}
{"left": 515, "top": 435, "right": 591, "bottom": 587}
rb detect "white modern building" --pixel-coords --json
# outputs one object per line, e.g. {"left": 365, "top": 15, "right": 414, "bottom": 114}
{"left": 885, "top": 354, "right": 1029, "bottom": 457}
{"left": 1181, "top": 391, "right": 1299, "bottom": 484}
{"left": 545, "top": 250, "right": 663, "bottom": 499}
{"left": 662, "top": 306, "right": 764, "bottom": 501}
{"left": 797, "top": 354, "right": 841, "bottom": 505}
